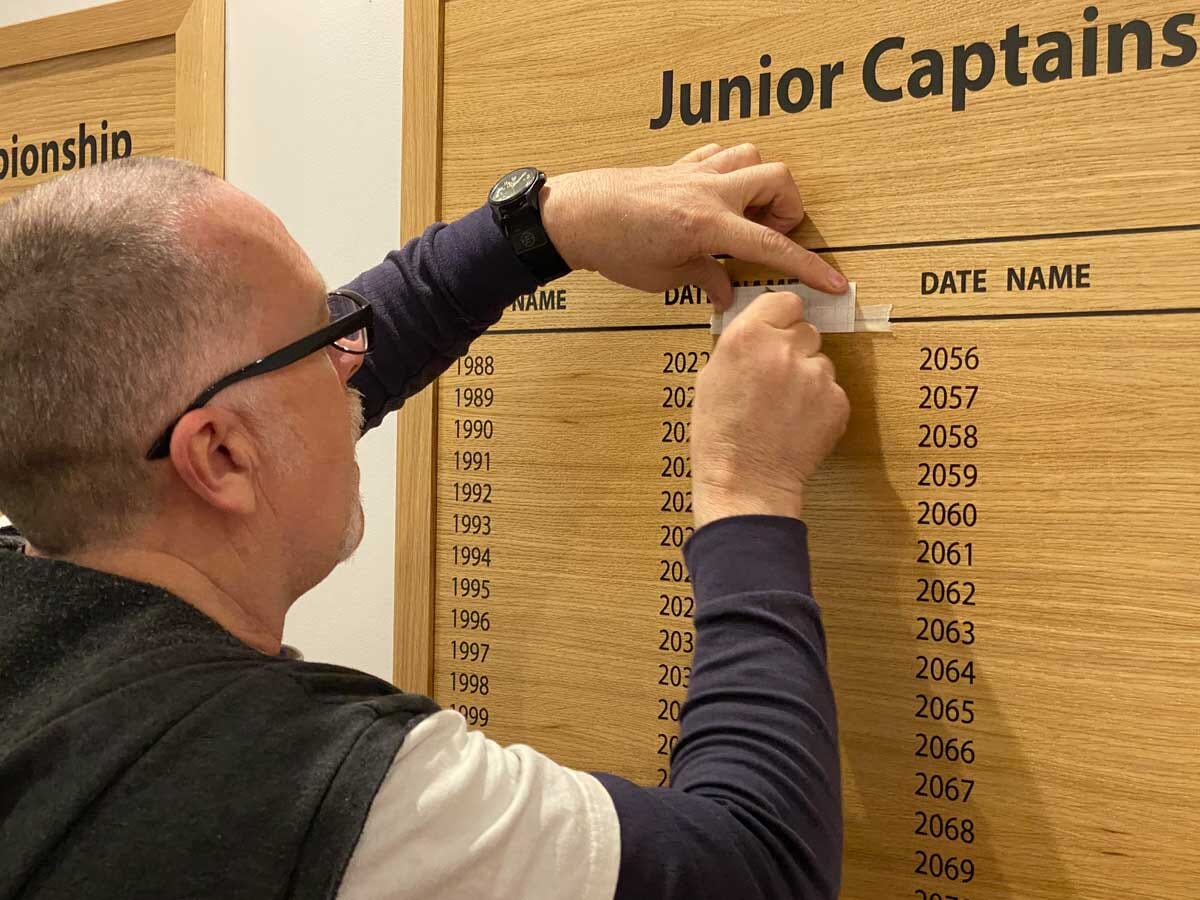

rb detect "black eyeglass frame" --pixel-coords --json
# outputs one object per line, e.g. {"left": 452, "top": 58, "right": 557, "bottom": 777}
{"left": 145, "top": 289, "right": 374, "bottom": 460}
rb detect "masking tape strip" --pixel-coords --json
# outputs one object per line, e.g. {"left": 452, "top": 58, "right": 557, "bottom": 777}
{"left": 857, "top": 303, "right": 894, "bottom": 333}
{"left": 711, "top": 283, "right": 855, "bottom": 334}
{"left": 711, "top": 283, "right": 890, "bottom": 334}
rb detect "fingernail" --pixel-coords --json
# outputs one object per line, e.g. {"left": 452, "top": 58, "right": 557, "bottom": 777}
{"left": 831, "top": 272, "right": 848, "bottom": 292}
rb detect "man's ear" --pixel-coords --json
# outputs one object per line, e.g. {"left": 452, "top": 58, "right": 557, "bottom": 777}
{"left": 167, "top": 407, "right": 259, "bottom": 515}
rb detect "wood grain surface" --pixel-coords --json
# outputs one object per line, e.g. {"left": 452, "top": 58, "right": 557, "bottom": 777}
{"left": 0, "top": 0, "right": 224, "bottom": 208}
{"left": 393, "top": 0, "right": 444, "bottom": 695}
{"left": 0, "top": 0, "right": 195, "bottom": 70}
{"left": 409, "top": 1, "right": 1200, "bottom": 896}
{"left": 174, "top": 0, "right": 224, "bottom": 174}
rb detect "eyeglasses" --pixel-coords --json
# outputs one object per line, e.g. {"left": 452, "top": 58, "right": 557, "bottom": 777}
{"left": 145, "top": 289, "right": 374, "bottom": 460}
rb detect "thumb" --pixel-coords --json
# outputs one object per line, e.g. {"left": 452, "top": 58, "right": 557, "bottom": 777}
{"left": 676, "top": 256, "right": 733, "bottom": 311}
{"left": 739, "top": 290, "right": 807, "bottom": 330}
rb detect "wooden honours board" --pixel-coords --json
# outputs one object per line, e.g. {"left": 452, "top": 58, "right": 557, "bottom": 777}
{"left": 0, "top": 0, "right": 224, "bottom": 207}
{"left": 396, "top": 2, "right": 1199, "bottom": 897}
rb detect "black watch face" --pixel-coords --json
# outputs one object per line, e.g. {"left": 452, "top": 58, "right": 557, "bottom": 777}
{"left": 491, "top": 167, "right": 539, "bottom": 205}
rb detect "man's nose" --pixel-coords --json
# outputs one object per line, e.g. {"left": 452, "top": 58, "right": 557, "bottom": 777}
{"left": 327, "top": 345, "right": 364, "bottom": 383}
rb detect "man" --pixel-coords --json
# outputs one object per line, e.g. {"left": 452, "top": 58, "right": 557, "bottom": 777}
{"left": 0, "top": 144, "right": 849, "bottom": 899}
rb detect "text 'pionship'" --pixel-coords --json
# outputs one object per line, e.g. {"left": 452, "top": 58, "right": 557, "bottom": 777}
{"left": 0, "top": 121, "right": 134, "bottom": 183}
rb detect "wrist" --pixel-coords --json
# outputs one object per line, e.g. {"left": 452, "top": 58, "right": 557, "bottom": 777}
{"left": 684, "top": 515, "right": 813, "bottom": 600}
{"left": 692, "top": 483, "right": 805, "bottom": 530}
{"left": 538, "top": 177, "right": 589, "bottom": 272}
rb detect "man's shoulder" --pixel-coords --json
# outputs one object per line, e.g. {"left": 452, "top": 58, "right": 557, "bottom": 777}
{"left": 64, "top": 642, "right": 443, "bottom": 743}
{"left": 252, "top": 657, "right": 441, "bottom": 725}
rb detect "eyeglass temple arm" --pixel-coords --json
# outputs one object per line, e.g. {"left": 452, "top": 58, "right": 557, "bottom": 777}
{"left": 146, "top": 303, "right": 372, "bottom": 460}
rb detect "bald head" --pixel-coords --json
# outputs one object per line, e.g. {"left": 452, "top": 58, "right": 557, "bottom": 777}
{"left": 188, "top": 178, "right": 327, "bottom": 314}
{"left": 0, "top": 157, "right": 272, "bottom": 553}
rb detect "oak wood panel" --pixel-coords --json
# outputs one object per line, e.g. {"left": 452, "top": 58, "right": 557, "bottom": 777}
{"left": 434, "top": 318, "right": 1200, "bottom": 899}
{"left": 393, "top": 0, "right": 443, "bottom": 694}
{"left": 405, "top": 1, "right": 1200, "bottom": 896}
{"left": 441, "top": 0, "right": 1199, "bottom": 247}
{"left": 0, "top": 37, "right": 176, "bottom": 205}
{"left": 0, "top": 0, "right": 195, "bottom": 70}
{"left": 0, "top": 0, "right": 224, "bottom": 207}
{"left": 467, "top": 227, "right": 1199, "bottom": 335}
{"left": 174, "top": 0, "right": 224, "bottom": 175}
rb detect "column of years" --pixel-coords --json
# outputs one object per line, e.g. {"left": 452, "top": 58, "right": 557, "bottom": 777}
{"left": 912, "top": 343, "right": 983, "bottom": 898}
{"left": 446, "top": 351, "right": 498, "bottom": 729}
{"left": 651, "top": 345, "right": 709, "bottom": 785}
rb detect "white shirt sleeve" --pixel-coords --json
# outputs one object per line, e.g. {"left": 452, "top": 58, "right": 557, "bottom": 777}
{"left": 336, "top": 709, "right": 621, "bottom": 900}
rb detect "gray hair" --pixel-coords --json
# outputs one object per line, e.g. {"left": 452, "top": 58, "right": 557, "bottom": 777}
{"left": 0, "top": 157, "right": 249, "bottom": 554}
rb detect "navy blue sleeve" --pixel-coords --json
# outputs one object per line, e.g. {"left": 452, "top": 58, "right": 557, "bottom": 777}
{"left": 344, "top": 205, "right": 538, "bottom": 430}
{"left": 594, "top": 515, "right": 842, "bottom": 900}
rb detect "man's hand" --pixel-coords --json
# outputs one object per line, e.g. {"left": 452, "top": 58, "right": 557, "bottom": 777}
{"left": 691, "top": 291, "right": 849, "bottom": 529}
{"left": 540, "top": 144, "right": 847, "bottom": 311}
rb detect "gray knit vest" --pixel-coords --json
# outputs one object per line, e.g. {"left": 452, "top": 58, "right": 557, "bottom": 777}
{"left": 0, "top": 542, "right": 437, "bottom": 899}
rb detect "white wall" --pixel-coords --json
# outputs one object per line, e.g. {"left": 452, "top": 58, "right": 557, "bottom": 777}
{"left": 1, "top": 0, "right": 406, "bottom": 681}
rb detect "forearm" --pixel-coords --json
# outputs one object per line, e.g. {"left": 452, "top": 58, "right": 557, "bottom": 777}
{"left": 345, "top": 205, "right": 538, "bottom": 431}
{"left": 595, "top": 515, "right": 842, "bottom": 899}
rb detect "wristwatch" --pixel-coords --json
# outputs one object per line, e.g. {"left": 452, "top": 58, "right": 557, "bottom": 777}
{"left": 487, "top": 167, "right": 571, "bottom": 284}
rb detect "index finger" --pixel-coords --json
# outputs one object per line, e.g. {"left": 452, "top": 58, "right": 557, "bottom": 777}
{"left": 676, "top": 143, "right": 723, "bottom": 164}
{"left": 717, "top": 215, "right": 848, "bottom": 295}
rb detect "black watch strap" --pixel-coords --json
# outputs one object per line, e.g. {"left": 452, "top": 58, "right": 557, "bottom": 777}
{"left": 520, "top": 238, "right": 571, "bottom": 284}
{"left": 490, "top": 169, "right": 572, "bottom": 285}
{"left": 497, "top": 207, "right": 570, "bottom": 285}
